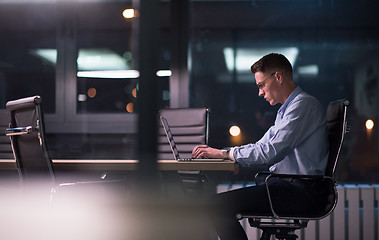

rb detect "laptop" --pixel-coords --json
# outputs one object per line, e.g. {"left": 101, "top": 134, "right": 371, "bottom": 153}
{"left": 160, "top": 116, "right": 225, "bottom": 162}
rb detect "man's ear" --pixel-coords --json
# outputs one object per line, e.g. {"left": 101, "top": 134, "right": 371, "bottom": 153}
{"left": 275, "top": 72, "right": 283, "bottom": 83}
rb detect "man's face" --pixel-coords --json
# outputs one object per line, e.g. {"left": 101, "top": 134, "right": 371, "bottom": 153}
{"left": 255, "top": 71, "right": 280, "bottom": 105}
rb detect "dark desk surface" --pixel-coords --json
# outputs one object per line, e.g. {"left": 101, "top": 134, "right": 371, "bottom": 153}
{"left": 0, "top": 159, "right": 237, "bottom": 171}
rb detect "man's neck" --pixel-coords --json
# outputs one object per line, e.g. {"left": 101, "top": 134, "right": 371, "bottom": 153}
{"left": 280, "top": 82, "right": 297, "bottom": 105}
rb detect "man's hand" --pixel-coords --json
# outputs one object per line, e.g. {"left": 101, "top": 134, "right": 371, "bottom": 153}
{"left": 192, "top": 145, "right": 240, "bottom": 174}
{"left": 192, "top": 145, "right": 223, "bottom": 159}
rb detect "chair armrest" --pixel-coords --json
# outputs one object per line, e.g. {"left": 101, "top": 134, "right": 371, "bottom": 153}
{"left": 254, "top": 172, "right": 326, "bottom": 184}
{"left": 254, "top": 171, "right": 271, "bottom": 184}
{"left": 259, "top": 172, "right": 336, "bottom": 219}
{"left": 5, "top": 126, "right": 36, "bottom": 136}
{"left": 256, "top": 172, "right": 336, "bottom": 184}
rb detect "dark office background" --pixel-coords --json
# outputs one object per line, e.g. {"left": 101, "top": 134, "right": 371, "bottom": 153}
{"left": 0, "top": 0, "right": 378, "bottom": 183}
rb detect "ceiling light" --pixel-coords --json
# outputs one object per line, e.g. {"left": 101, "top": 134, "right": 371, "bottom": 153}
{"left": 156, "top": 70, "right": 172, "bottom": 77}
{"left": 77, "top": 70, "right": 140, "bottom": 79}
{"left": 298, "top": 64, "right": 319, "bottom": 76}
{"left": 223, "top": 47, "right": 299, "bottom": 73}
{"left": 77, "top": 48, "right": 128, "bottom": 71}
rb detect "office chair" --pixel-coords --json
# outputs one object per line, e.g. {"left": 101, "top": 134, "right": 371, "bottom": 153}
{"left": 5, "top": 96, "right": 125, "bottom": 198}
{"left": 158, "top": 108, "right": 209, "bottom": 194}
{"left": 236, "top": 99, "right": 350, "bottom": 240}
{"left": 5, "top": 96, "right": 54, "bottom": 186}
{"left": 0, "top": 111, "right": 21, "bottom": 189}
{"left": 158, "top": 108, "right": 209, "bottom": 160}
{"left": 0, "top": 111, "right": 14, "bottom": 160}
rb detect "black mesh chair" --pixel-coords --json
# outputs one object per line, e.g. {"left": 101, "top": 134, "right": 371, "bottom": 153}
{"left": 5, "top": 96, "right": 54, "bottom": 186}
{"left": 0, "top": 111, "right": 14, "bottom": 160}
{"left": 5, "top": 96, "right": 125, "bottom": 197}
{"left": 236, "top": 99, "right": 350, "bottom": 240}
{"left": 0, "top": 111, "right": 21, "bottom": 188}
{"left": 158, "top": 108, "right": 210, "bottom": 194}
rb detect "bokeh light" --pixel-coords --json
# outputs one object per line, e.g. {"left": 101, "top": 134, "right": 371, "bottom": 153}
{"left": 87, "top": 88, "right": 96, "bottom": 98}
{"left": 132, "top": 88, "right": 137, "bottom": 98}
{"left": 366, "top": 119, "right": 374, "bottom": 130}
{"left": 122, "top": 9, "right": 136, "bottom": 19}
{"left": 126, "top": 102, "right": 134, "bottom": 113}
{"left": 229, "top": 125, "right": 241, "bottom": 137}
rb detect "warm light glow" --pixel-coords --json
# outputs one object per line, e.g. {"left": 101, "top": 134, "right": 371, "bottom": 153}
{"left": 126, "top": 103, "right": 134, "bottom": 113}
{"left": 366, "top": 119, "right": 374, "bottom": 130}
{"left": 123, "top": 9, "right": 136, "bottom": 19}
{"left": 229, "top": 126, "right": 241, "bottom": 137}
{"left": 132, "top": 88, "right": 137, "bottom": 98}
{"left": 87, "top": 88, "right": 97, "bottom": 98}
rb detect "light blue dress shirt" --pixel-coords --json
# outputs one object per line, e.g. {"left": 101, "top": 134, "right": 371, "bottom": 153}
{"left": 231, "top": 87, "right": 329, "bottom": 175}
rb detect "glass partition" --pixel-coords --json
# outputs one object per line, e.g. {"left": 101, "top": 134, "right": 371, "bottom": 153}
{"left": 0, "top": 3, "right": 57, "bottom": 113}
{"left": 76, "top": 3, "right": 170, "bottom": 114}
{"left": 189, "top": 1, "right": 379, "bottom": 182}
{"left": 0, "top": 0, "right": 378, "bottom": 182}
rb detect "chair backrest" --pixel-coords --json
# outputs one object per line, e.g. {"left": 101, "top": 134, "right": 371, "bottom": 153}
{"left": 158, "top": 108, "right": 209, "bottom": 160}
{"left": 325, "top": 99, "right": 349, "bottom": 177}
{"left": 5, "top": 96, "right": 55, "bottom": 184}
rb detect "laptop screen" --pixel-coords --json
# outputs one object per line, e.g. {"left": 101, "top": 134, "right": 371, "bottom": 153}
{"left": 160, "top": 116, "right": 181, "bottom": 160}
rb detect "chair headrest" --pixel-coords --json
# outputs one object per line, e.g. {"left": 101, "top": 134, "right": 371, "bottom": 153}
{"left": 6, "top": 96, "right": 42, "bottom": 112}
{"left": 327, "top": 99, "right": 349, "bottom": 124}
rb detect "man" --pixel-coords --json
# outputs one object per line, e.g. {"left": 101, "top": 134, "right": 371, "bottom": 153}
{"left": 192, "top": 53, "right": 329, "bottom": 240}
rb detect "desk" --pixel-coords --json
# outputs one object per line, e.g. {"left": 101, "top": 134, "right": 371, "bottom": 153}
{"left": 0, "top": 159, "right": 237, "bottom": 171}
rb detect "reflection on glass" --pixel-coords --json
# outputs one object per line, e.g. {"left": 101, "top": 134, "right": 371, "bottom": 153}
{"left": 223, "top": 47, "right": 299, "bottom": 74}
{"left": 189, "top": 1, "right": 379, "bottom": 182}
{"left": 0, "top": 42, "right": 56, "bottom": 113}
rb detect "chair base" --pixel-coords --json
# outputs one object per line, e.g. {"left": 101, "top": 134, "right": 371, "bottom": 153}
{"left": 259, "top": 229, "right": 298, "bottom": 240}
{"left": 248, "top": 218, "right": 308, "bottom": 240}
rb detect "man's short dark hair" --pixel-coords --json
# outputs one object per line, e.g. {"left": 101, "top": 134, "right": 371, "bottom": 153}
{"left": 251, "top": 53, "right": 293, "bottom": 74}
